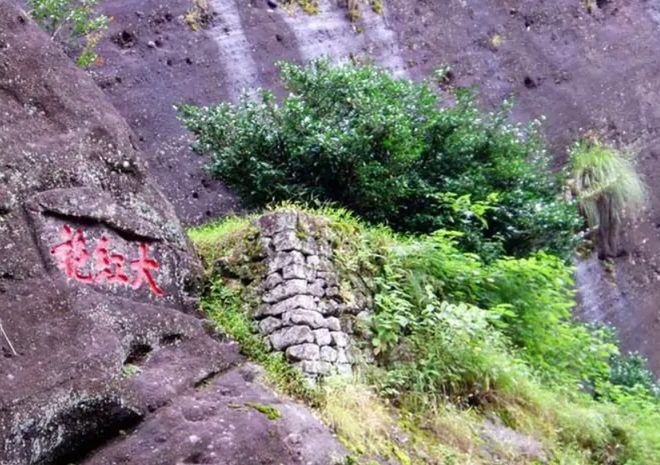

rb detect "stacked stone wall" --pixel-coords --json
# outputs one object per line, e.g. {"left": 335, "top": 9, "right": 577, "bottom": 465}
{"left": 253, "top": 211, "right": 371, "bottom": 379}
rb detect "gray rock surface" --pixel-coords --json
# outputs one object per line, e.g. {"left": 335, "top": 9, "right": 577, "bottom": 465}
{"left": 81, "top": 368, "right": 346, "bottom": 465}
{"left": 314, "top": 328, "right": 332, "bottom": 346}
{"left": 320, "top": 346, "right": 338, "bottom": 363}
{"left": 0, "top": 4, "right": 345, "bottom": 464}
{"left": 269, "top": 325, "right": 315, "bottom": 350}
{"left": 287, "top": 343, "right": 321, "bottom": 362}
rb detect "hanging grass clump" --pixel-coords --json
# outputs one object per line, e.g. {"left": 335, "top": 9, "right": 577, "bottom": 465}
{"left": 570, "top": 139, "right": 647, "bottom": 257}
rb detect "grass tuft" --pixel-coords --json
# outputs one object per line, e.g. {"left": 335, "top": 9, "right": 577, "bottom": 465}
{"left": 570, "top": 140, "right": 647, "bottom": 256}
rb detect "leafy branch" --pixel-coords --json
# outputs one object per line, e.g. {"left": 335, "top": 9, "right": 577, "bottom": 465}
{"left": 27, "top": 0, "right": 109, "bottom": 68}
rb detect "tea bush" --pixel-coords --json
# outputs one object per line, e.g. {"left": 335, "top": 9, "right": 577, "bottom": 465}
{"left": 179, "top": 59, "right": 582, "bottom": 259}
{"left": 369, "top": 230, "right": 617, "bottom": 390}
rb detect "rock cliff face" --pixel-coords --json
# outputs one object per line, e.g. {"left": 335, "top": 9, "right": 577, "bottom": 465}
{"left": 0, "top": 3, "right": 344, "bottom": 464}
{"left": 89, "top": 0, "right": 660, "bottom": 373}
{"left": 4, "top": 0, "right": 660, "bottom": 460}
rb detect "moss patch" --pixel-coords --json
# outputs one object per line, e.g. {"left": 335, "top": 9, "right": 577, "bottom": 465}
{"left": 245, "top": 402, "right": 281, "bottom": 421}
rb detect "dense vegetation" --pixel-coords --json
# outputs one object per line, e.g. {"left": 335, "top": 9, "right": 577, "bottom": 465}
{"left": 180, "top": 59, "right": 582, "bottom": 260}
{"left": 182, "top": 59, "right": 657, "bottom": 464}
{"left": 189, "top": 206, "right": 660, "bottom": 465}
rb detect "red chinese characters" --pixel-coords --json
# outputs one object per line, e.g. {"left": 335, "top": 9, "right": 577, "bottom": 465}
{"left": 93, "top": 236, "right": 130, "bottom": 285}
{"left": 130, "top": 243, "right": 164, "bottom": 297}
{"left": 50, "top": 225, "right": 164, "bottom": 297}
{"left": 50, "top": 225, "right": 93, "bottom": 283}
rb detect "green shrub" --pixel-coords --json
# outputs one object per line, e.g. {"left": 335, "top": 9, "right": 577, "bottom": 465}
{"left": 607, "top": 351, "right": 659, "bottom": 397}
{"left": 27, "top": 0, "right": 109, "bottom": 68}
{"left": 569, "top": 140, "right": 647, "bottom": 257}
{"left": 358, "top": 216, "right": 659, "bottom": 464}
{"left": 179, "top": 59, "right": 581, "bottom": 259}
{"left": 478, "top": 255, "right": 617, "bottom": 385}
{"left": 376, "top": 293, "right": 527, "bottom": 406}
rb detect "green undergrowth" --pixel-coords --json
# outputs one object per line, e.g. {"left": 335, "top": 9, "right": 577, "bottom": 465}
{"left": 189, "top": 205, "right": 660, "bottom": 465}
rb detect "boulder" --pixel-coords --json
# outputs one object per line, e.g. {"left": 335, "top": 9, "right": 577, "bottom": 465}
{"left": 269, "top": 326, "right": 315, "bottom": 350}
{"left": 314, "top": 328, "right": 332, "bottom": 346}
{"left": 0, "top": 4, "right": 344, "bottom": 464}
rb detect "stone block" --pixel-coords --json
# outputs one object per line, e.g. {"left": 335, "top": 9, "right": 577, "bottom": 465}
{"left": 269, "top": 326, "right": 314, "bottom": 350}
{"left": 306, "top": 255, "right": 321, "bottom": 267}
{"left": 304, "top": 265, "right": 317, "bottom": 283}
{"left": 325, "top": 317, "right": 341, "bottom": 332}
{"left": 264, "top": 272, "right": 283, "bottom": 290}
{"left": 269, "top": 295, "right": 316, "bottom": 316}
{"left": 268, "top": 250, "right": 305, "bottom": 273}
{"left": 313, "top": 328, "right": 332, "bottom": 346}
{"left": 300, "top": 237, "right": 316, "bottom": 256}
{"left": 258, "top": 316, "right": 283, "bottom": 334}
{"left": 331, "top": 331, "right": 349, "bottom": 348}
{"left": 337, "top": 348, "right": 351, "bottom": 364}
{"left": 299, "top": 360, "right": 332, "bottom": 375}
{"left": 286, "top": 343, "right": 320, "bottom": 361}
{"left": 320, "top": 346, "right": 337, "bottom": 363}
{"left": 309, "top": 279, "right": 326, "bottom": 297}
{"left": 283, "top": 309, "right": 326, "bottom": 329}
{"left": 317, "top": 271, "right": 338, "bottom": 287}
{"left": 282, "top": 263, "right": 306, "bottom": 280}
{"left": 273, "top": 230, "right": 302, "bottom": 252}
{"left": 319, "top": 300, "right": 339, "bottom": 316}
{"left": 262, "top": 279, "right": 308, "bottom": 303}
{"left": 326, "top": 286, "right": 340, "bottom": 298}
{"left": 258, "top": 211, "right": 297, "bottom": 236}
